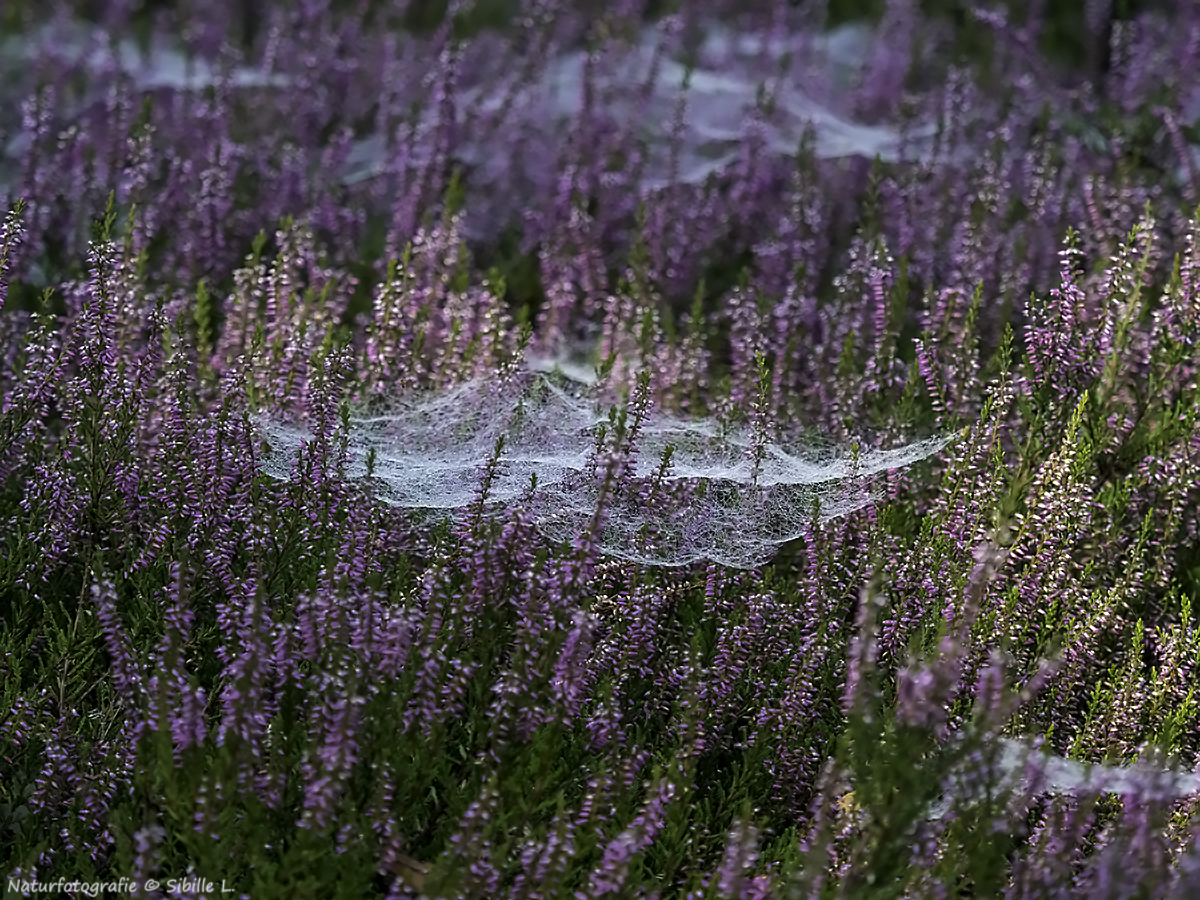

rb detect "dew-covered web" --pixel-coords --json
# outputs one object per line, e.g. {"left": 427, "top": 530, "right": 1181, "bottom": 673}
{"left": 923, "top": 738, "right": 1200, "bottom": 821}
{"left": 253, "top": 361, "right": 952, "bottom": 570}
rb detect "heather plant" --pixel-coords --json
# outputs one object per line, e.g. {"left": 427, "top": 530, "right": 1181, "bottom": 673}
{"left": 2, "top": 1, "right": 1200, "bottom": 898}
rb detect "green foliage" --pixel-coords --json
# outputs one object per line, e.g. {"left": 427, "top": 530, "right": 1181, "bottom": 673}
{"left": 3, "top": 0, "right": 1200, "bottom": 893}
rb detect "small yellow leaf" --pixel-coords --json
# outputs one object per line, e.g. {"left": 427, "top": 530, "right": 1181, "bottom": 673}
{"left": 390, "top": 852, "right": 430, "bottom": 891}
{"left": 837, "top": 791, "right": 858, "bottom": 814}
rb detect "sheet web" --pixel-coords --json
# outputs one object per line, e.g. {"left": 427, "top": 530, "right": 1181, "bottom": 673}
{"left": 253, "top": 367, "right": 952, "bottom": 569}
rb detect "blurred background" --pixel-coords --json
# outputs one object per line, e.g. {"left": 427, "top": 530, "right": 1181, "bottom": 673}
{"left": 0, "top": 0, "right": 1178, "bottom": 79}
{"left": 1, "top": 0, "right": 1195, "bottom": 355}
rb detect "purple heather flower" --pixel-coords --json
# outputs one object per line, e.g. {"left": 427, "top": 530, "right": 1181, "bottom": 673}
{"left": 587, "top": 773, "right": 677, "bottom": 897}
{"left": 715, "top": 819, "right": 762, "bottom": 899}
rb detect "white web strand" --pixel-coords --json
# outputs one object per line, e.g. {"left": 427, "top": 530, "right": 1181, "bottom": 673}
{"left": 253, "top": 361, "right": 952, "bottom": 569}
{"left": 926, "top": 738, "right": 1200, "bottom": 821}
